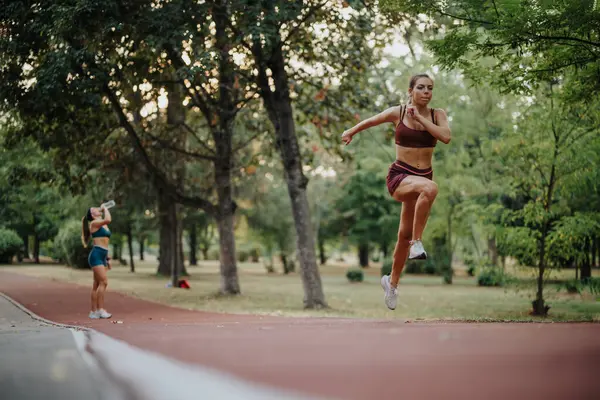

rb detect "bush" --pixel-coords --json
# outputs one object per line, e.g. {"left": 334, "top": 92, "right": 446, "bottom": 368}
{"left": 464, "top": 255, "right": 477, "bottom": 276}
{"left": 404, "top": 259, "right": 422, "bottom": 274}
{"left": 346, "top": 268, "right": 364, "bottom": 282}
{"left": 565, "top": 278, "right": 600, "bottom": 295}
{"left": 564, "top": 279, "right": 581, "bottom": 294}
{"left": 477, "top": 267, "right": 506, "bottom": 287}
{"left": 0, "top": 228, "right": 24, "bottom": 264}
{"left": 423, "top": 258, "right": 438, "bottom": 275}
{"left": 249, "top": 247, "right": 260, "bottom": 262}
{"left": 207, "top": 248, "right": 220, "bottom": 260}
{"left": 381, "top": 258, "right": 393, "bottom": 277}
{"left": 54, "top": 220, "right": 89, "bottom": 269}
{"left": 237, "top": 250, "right": 249, "bottom": 262}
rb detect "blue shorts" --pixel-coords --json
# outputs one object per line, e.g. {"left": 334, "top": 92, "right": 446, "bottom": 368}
{"left": 88, "top": 246, "right": 109, "bottom": 268}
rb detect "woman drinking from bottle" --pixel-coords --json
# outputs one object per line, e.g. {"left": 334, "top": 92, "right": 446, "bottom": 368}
{"left": 81, "top": 204, "right": 113, "bottom": 319}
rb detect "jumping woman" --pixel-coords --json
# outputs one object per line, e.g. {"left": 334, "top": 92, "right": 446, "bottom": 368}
{"left": 81, "top": 205, "right": 113, "bottom": 319}
{"left": 341, "top": 73, "right": 451, "bottom": 310}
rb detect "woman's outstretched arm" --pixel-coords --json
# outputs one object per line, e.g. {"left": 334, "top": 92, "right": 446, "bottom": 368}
{"left": 341, "top": 106, "right": 400, "bottom": 145}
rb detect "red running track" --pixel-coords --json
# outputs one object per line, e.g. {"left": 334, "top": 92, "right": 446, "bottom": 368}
{"left": 1, "top": 270, "right": 599, "bottom": 400}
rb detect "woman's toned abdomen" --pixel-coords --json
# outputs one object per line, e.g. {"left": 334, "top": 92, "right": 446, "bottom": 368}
{"left": 395, "top": 146, "right": 435, "bottom": 169}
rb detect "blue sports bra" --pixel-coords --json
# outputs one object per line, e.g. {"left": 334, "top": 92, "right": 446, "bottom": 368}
{"left": 91, "top": 226, "right": 111, "bottom": 238}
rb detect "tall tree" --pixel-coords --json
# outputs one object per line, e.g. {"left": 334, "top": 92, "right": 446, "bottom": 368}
{"left": 497, "top": 81, "right": 600, "bottom": 315}
{"left": 230, "top": 0, "right": 392, "bottom": 307}
{"left": 0, "top": 0, "right": 270, "bottom": 293}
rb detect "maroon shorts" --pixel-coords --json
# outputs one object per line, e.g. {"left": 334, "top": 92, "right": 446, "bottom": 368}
{"left": 386, "top": 160, "right": 433, "bottom": 197}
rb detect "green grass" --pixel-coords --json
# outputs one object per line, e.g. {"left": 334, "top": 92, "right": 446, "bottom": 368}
{"left": 2, "top": 260, "right": 599, "bottom": 322}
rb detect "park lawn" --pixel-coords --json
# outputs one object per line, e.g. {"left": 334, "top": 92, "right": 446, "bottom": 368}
{"left": 2, "top": 261, "right": 599, "bottom": 322}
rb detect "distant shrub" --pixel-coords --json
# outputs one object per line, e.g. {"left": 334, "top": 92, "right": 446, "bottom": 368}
{"left": 346, "top": 268, "right": 364, "bottom": 283}
{"left": 565, "top": 278, "right": 600, "bottom": 295}
{"left": 207, "top": 248, "right": 220, "bottom": 260}
{"left": 249, "top": 247, "right": 260, "bottom": 262}
{"left": 0, "top": 228, "right": 23, "bottom": 264}
{"left": 404, "top": 260, "right": 422, "bottom": 274}
{"left": 477, "top": 267, "right": 506, "bottom": 287}
{"left": 237, "top": 250, "right": 249, "bottom": 262}
{"left": 464, "top": 255, "right": 477, "bottom": 276}
{"left": 564, "top": 279, "right": 581, "bottom": 294}
{"left": 54, "top": 220, "right": 89, "bottom": 269}
{"left": 381, "top": 258, "right": 393, "bottom": 277}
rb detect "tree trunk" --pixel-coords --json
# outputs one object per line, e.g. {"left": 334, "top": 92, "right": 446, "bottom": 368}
{"left": 178, "top": 211, "right": 185, "bottom": 276}
{"left": 215, "top": 213, "right": 240, "bottom": 293}
{"left": 533, "top": 225, "right": 549, "bottom": 316}
{"left": 581, "top": 236, "right": 592, "bottom": 281}
{"left": 127, "top": 226, "right": 135, "bottom": 273}
{"left": 210, "top": 4, "right": 241, "bottom": 294}
{"left": 22, "top": 235, "right": 29, "bottom": 260}
{"left": 253, "top": 39, "right": 326, "bottom": 308}
{"left": 358, "top": 243, "right": 369, "bottom": 268}
{"left": 213, "top": 156, "right": 239, "bottom": 292}
{"left": 487, "top": 236, "right": 498, "bottom": 266}
{"left": 112, "top": 243, "right": 121, "bottom": 263}
{"left": 155, "top": 71, "right": 189, "bottom": 280}
{"left": 201, "top": 248, "right": 208, "bottom": 260}
{"left": 533, "top": 130, "right": 559, "bottom": 316}
{"left": 170, "top": 202, "right": 181, "bottom": 288}
{"left": 446, "top": 209, "right": 454, "bottom": 284}
{"left": 281, "top": 253, "right": 290, "bottom": 274}
{"left": 157, "top": 190, "right": 186, "bottom": 277}
{"left": 591, "top": 236, "right": 597, "bottom": 268}
{"left": 189, "top": 224, "right": 198, "bottom": 266}
{"left": 139, "top": 237, "right": 145, "bottom": 261}
{"left": 318, "top": 237, "right": 326, "bottom": 265}
{"left": 33, "top": 234, "right": 40, "bottom": 264}
{"left": 381, "top": 242, "right": 389, "bottom": 259}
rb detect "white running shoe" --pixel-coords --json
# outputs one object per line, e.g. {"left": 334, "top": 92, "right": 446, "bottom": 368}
{"left": 89, "top": 311, "right": 100, "bottom": 319}
{"left": 96, "top": 309, "right": 112, "bottom": 319}
{"left": 408, "top": 239, "right": 427, "bottom": 260}
{"left": 380, "top": 275, "right": 398, "bottom": 310}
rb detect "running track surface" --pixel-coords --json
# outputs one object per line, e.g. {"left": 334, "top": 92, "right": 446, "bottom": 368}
{"left": 1, "top": 270, "right": 599, "bottom": 400}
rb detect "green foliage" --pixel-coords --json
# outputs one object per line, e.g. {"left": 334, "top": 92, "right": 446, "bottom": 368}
{"left": 53, "top": 220, "right": 89, "bottom": 269}
{"left": 464, "top": 254, "right": 477, "bottom": 276}
{"left": 563, "top": 278, "right": 600, "bottom": 296}
{"left": 381, "top": 258, "right": 393, "bottom": 277}
{"left": 404, "top": 259, "right": 423, "bottom": 274}
{"left": 496, "top": 226, "right": 539, "bottom": 268}
{"left": 0, "top": 228, "right": 24, "bottom": 264}
{"left": 477, "top": 267, "right": 507, "bottom": 287}
{"left": 381, "top": 0, "right": 600, "bottom": 103}
{"left": 346, "top": 268, "right": 364, "bottom": 283}
{"left": 332, "top": 160, "right": 397, "bottom": 251}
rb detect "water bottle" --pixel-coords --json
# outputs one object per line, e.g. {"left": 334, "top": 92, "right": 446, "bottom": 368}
{"left": 101, "top": 200, "right": 116, "bottom": 210}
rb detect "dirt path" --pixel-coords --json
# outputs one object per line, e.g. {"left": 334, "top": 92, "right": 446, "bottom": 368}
{"left": 1, "top": 270, "right": 598, "bottom": 400}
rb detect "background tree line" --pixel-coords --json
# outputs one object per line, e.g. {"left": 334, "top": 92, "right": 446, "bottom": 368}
{"left": 1, "top": 0, "right": 598, "bottom": 316}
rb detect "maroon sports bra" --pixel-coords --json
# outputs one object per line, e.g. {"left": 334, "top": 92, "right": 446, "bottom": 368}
{"left": 394, "top": 105, "right": 438, "bottom": 148}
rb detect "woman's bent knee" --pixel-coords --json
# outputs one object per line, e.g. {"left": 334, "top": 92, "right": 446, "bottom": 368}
{"left": 421, "top": 181, "right": 438, "bottom": 199}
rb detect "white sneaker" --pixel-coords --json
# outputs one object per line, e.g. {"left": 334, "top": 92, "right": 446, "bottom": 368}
{"left": 380, "top": 275, "right": 398, "bottom": 310}
{"left": 97, "top": 309, "right": 112, "bottom": 319}
{"left": 409, "top": 240, "right": 427, "bottom": 260}
{"left": 89, "top": 311, "right": 100, "bottom": 319}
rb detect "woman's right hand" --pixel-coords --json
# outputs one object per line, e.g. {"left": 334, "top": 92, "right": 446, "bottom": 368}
{"left": 341, "top": 130, "right": 353, "bottom": 145}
